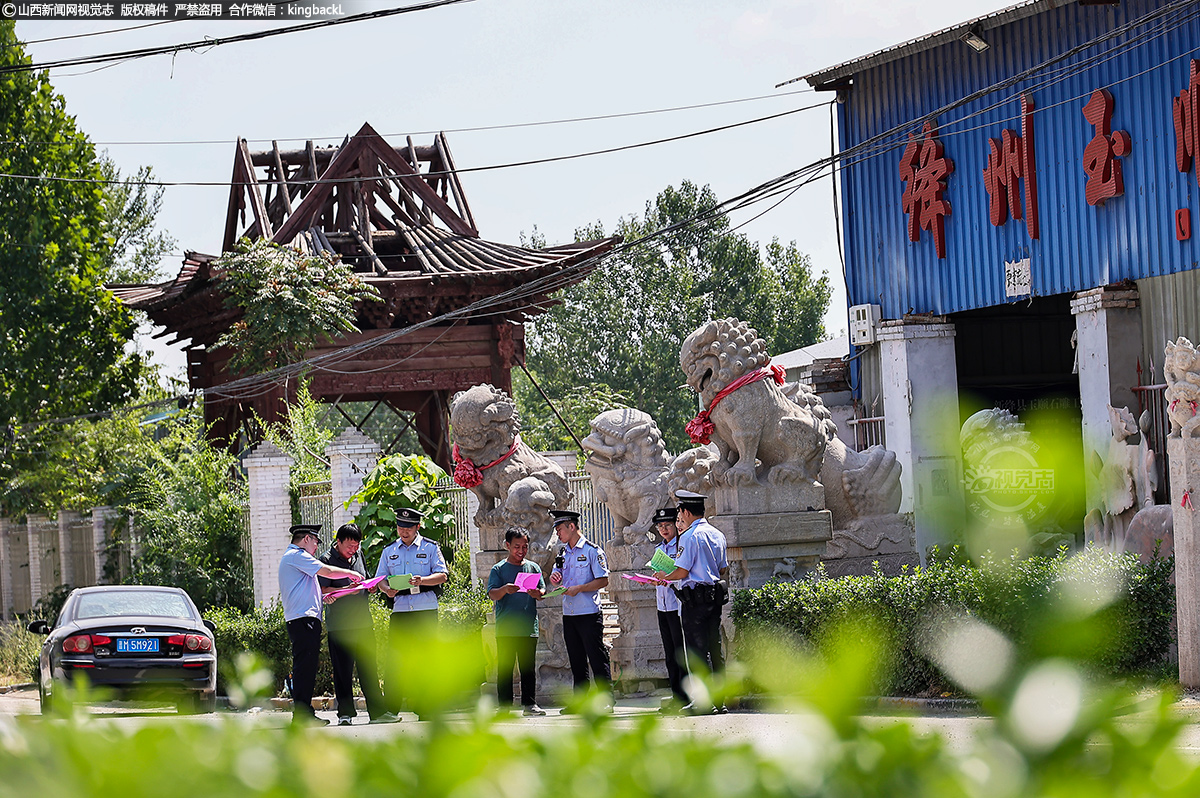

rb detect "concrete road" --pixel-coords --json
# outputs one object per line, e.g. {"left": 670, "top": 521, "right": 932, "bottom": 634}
{"left": 4, "top": 686, "right": 1199, "bottom": 757}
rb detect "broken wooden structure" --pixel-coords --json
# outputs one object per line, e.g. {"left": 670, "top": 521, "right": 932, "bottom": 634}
{"left": 112, "top": 122, "right": 619, "bottom": 467}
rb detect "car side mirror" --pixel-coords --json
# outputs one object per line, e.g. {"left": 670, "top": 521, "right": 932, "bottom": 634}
{"left": 27, "top": 620, "right": 49, "bottom": 635}
{"left": 202, "top": 619, "right": 216, "bottom": 633}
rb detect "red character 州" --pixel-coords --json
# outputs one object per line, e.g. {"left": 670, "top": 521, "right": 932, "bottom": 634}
{"left": 982, "top": 95, "right": 1039, "bottom": 240}
{"left": 900, "top": 122, "right": 955, "bottom": 259}
{"left": 1081, "top": 88, "right": 1132, "bottom": 206}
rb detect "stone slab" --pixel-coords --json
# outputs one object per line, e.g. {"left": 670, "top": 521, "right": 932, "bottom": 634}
{"left": 714, "top": 482, "right": 825, "bottom": 516}
{"left": 711, "top": 510, "right": 833, "bottom": 548}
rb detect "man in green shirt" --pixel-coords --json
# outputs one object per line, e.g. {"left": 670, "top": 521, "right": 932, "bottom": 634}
{"left": 487, "top": 527, "right": 546, "bottom": 716}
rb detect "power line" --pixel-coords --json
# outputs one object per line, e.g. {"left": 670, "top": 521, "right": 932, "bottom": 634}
{"left": 0, "top": 0, "right": 477, "bottom": 75}
{"left": 0, "top": 100, "right": 831, "bottom": 187}
{"left": 0, "top": 87, "right": 814, "bottom": 147}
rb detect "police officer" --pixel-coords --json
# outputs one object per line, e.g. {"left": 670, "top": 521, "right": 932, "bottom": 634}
{"left": 278, "top": 524, "right": 363, "bottom": 725}
{"left": 319, "top": 523, "right": 398, "bottom": 726}
{"left": 649, "top": 507, "right": 689, "bottom": 707}
{"left": 548, "top": 509, "right": 612, "bottom": 704}
{"left": 652, "top": 490, "right": 729, "bottom": 709}
{"left": 375, "top": 507, "right": 448, "bottom": 716}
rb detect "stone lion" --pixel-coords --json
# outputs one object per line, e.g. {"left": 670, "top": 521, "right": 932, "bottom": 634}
{"left": 1165, "top": 336, "right": 1200, "bottom": 437}
{"left": 785, "top": 380, "right": 902, "bottom": 529}
{"left": 448, "top": 384, "right": 572, "bottom": 537}
{"left": 582, "top": 409, "right": 672, "bottom": 544}
{"left": 680, "top": 318, "right": 826, "bottom": 486}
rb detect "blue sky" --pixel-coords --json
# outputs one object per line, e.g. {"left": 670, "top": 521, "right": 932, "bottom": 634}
{"left": 17, "top": 0, "right": 1002, "bottom": 377}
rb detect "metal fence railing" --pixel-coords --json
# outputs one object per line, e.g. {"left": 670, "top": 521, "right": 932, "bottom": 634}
{"left": 433, "top": 478, "right": 472, "bottom": 550}
{"left": 1132, "top": 382, "right": 1170, "bottom": 504}
{"left": 847, "top": 415, "right": 886, "bottom": 451}
{"left": 296, "top": 481, "right": 333, "bottom": 532}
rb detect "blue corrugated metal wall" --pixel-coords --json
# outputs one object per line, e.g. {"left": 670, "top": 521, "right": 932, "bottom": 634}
{"left": 840, "top": 0, "right": 1200, "bottom": 318}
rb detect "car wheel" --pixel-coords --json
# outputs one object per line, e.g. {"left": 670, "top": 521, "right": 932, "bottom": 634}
{"left": 178, "top": 692, "right": 216, "bottom": 715}
{"left": 38, "top": 680, "right": 52, "bottom": 715}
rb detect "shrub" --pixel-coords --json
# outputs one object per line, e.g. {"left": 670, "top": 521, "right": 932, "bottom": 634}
{"left": 0, "top": 621, "right": 43, "bottom": 684}
{"left": 731, "top": 546, "right": 1175, "bottom": 697}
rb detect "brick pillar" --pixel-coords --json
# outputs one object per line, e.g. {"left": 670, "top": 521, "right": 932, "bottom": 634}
{"left": 245, "top": 440, "right": 294, "bottom": 607}
{"left": 91, "top": 507, "right": 116, "bottom": 585}
{"left": 877, "top": 318, "right": 965, "bottom": 561}
{"left": 326, "top": 427, "right": 381, "bottom": 532}
{"left": 0, "top": 518, "right": 11, "bottom": 620}
{"left": 58, "top": 510, "right": 79, "bottom": 588}
{"left": 1070, "top": 286, "right": 1142, "bottom": 518}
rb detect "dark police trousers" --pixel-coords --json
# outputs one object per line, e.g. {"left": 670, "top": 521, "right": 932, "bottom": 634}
{"left": 328, "top": 624, "right": 386, "bottom": 720}
{"left": 385, "top": 609, "right": 437, "bottom": 715}
{"left": 680, "top": 592, "right": 725, "bottom": 677}
{"left": 657, "top": 610, "right": 689, "bottom": 702}
{"left": 562, "top": 612, "right": 611, "bottom": 692}
{"left": 495, "top": 635, "right": 538, "bottom": 707}
{"left": 286, "top": 617, "right": 322, "bottom": 720}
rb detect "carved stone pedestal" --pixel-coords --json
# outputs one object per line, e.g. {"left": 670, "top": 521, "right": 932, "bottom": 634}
{"left": 603, "top": 540, "right": 666, "bottom": 690}
{"left": 1170, "top": 435, "right": 1200, "bottom": 688}
{"left": 711, "top": 507, "right": 833, "bottom": 589}
{"left": 820, "top": 515, "right": 918, "bottom": 577}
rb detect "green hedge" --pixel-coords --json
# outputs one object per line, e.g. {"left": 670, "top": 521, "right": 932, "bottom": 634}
{"left": 731, "top": 546, "right": 1175, "bottom": 697}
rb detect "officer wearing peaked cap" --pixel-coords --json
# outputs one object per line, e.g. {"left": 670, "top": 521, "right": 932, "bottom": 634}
{"left": 375, "top": 505, "right": 448, "bottom": 716}
{"left": 650, "top": 507, "right": 689, "bottom": 706}
{"left": 548, "top": 509, "right": 612, "bottom": 704}
{"left": 278, "top": 524, "right": 364, "bottom": 725}
{"left": 652, "top": 490, "right": 729, "bottom": 710}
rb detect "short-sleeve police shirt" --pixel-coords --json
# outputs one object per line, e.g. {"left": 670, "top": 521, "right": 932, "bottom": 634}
{"left": 551, "top": 536, "right": 608, "bottom": 616}
{"left": 373, "top": 534, "right": 448, "bottom": 613}
{"left": 279, "top": 544, "right": 324, "bottom": 622}
{"left": 674, "top": 518, "right": 728, "bottom": 589}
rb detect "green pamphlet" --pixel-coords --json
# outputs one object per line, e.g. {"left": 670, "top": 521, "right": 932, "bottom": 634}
{"left": 647, "top": 549, "right": 676, "bottom": 573}
{"left": 387, "top": 574, "right": 415, "bottom": 591}
{"left": 542, "top": 586, "right": 567, "bottom": 598}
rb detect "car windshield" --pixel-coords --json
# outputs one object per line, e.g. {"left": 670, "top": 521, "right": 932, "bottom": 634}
{"left": 74, "top": 591, "right": 193, "bottom": 620}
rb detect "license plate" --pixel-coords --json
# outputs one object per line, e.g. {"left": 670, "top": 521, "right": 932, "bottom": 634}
{"left": 116, "top": 638, "right": 159, "bottom": 654}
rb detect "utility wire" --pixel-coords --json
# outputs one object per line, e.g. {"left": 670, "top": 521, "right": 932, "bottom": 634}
{"left": 0, "top": 87, "right": 815, "bottom": 147}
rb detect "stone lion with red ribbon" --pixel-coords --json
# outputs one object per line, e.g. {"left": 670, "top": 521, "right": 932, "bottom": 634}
{"left": 680, "top": 318, "right": 827, "bottom": 488}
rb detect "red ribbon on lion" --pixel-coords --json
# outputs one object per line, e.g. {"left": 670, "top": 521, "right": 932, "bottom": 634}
{"left": 685, "top": 361, "right": 786, "bottom": 445}
{"left": 452, "top": 436, "right": 522, "bottom": 489}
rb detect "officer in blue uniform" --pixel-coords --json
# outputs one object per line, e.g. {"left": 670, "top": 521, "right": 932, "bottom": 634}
{"left": 653, "top": 490, "right": 729, "bottom": 709}
{"left": 649, "top": 507, "right": 689, "bottom": 707}
{"left": 375, "top": 507, "right": 448, "bottom": 716}
{"left": 548, "top": 509, "right": 612, "bottom": 703}
{"left": 278, "top": 524, "right": 363, "bottom": 725}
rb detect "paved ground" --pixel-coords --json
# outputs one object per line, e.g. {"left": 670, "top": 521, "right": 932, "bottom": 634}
{"left": 5, "top": 686, "right": 1200, "bottom": 756}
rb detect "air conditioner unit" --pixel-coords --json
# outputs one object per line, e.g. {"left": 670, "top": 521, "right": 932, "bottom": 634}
{"left": 848, "top": 304, "right": 881, "bottom": 346}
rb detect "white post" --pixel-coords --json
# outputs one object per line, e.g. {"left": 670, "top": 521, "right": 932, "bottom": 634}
{"left": 91, "top": 507, "right": 116, "bottom": 585}
{"left": 326, "top": 427, "right": 382, "bottom": 532}
{"left": 1071, "top": 286, "right": 1142, "bottom": 516}
{"left": 58, "top": 510, "right": 78, "bottom": 588}
{"left": 1171, "top": 434, "right": 1200, "bottom": 687}
{"left": 0, "top": 518, "right": 11, "bottom": 620}
{"left": 27, "top": 514, "right": 47, "bottom": 605}
{"left": 244, "top": 440, "right": 294, "bottom": 607}
{"left": 877, "top": 318, "right": 964, "bottom": 560}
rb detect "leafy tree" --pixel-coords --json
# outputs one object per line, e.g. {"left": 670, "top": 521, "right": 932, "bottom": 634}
{"left": 520, "top": 181, "right": 831, "bottom": 453}
{"left": 215, "top": 238, "right": 381, "bottom": 374}
{"left": 514, "top": 378, "right": 632, "bottom": 455}
{"left": 348, "top": 454, "right": 456, "bottom": 572}
{"left": 0, "top": 22, "right": 144, "bottom": 431}
{"left": 98, "top": 157, "right": 176, "bottom": 285}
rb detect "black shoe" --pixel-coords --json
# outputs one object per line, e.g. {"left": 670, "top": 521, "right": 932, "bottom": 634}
{"left": 294, "top": 715, "right": 330, "bottom": 726}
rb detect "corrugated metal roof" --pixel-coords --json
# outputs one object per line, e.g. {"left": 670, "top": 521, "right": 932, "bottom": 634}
{"left": 791, "top": 0, "right": 1054, "bottom": 88}
{"left": 834, "top": 0, "right": 1200, "bottom": 318}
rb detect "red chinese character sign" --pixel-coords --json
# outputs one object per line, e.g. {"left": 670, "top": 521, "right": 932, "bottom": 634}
{"left": 1172, "top": 59, "right": 1199, "bottom": 182}
{"left": 1081, "top": 88, "right": 1132, "bottom": 206}
{"left": 899, "top": 122, "right": 954, "bottom": 259}
{"left": 1172, "top": 60, "right": 1198, "bottom": 241}
{"left": 982, "top": 94, "right": 1040, "bottom": 239}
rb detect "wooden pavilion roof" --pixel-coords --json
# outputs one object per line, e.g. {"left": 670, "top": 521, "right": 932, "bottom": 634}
{"left": 110, "top": 122, "right": 620, "bottom": 349}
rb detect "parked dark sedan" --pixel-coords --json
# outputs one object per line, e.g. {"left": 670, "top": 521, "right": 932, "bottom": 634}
{"left": 28, "top": 585, "right": 217, "bottom": 714}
